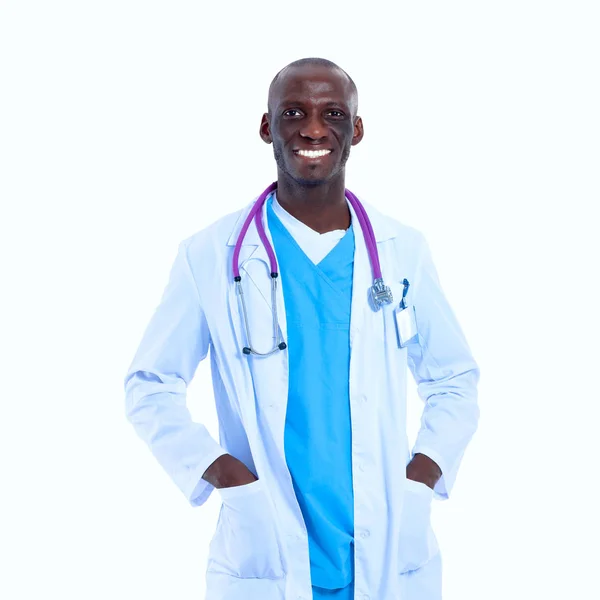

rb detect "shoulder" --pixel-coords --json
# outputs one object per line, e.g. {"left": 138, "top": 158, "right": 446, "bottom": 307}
{"left": 179, "top": 206, "right": 248, "bottom": 263}
{"left": 358, "top": 197, "right": 427, "bottom": 251}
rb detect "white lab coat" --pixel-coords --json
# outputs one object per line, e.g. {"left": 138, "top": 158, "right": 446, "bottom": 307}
{"left": 124, "top": 193, "right": 480, "bottom": 600}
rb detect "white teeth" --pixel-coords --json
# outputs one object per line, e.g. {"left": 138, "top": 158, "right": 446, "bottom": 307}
{"left": 297, "top": 149, "right": 331, "bottom": 158}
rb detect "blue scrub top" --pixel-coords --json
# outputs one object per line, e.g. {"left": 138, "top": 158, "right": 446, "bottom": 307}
{"left": 267, "top": 197, "right": 355, "bottom": 593}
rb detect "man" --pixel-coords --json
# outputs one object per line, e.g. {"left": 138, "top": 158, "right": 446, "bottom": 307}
{"left": 124, "top": 57, "right": 480, "bottom": 600}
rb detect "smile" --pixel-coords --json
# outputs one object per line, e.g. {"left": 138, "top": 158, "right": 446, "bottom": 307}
{"left": 294, "top": 149, "right": 333, "bottom": 158}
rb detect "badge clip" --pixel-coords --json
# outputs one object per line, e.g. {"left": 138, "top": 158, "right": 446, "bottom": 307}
{"left": 394, "top": 279, "right": 418, "bottom": 347}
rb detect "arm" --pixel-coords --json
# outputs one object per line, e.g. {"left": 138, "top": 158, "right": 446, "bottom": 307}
{"left": 406, "top": 232, "right": 480, "bottom": 499}
{"left": 123, "top": 239, "right": 230, "bottom": 507}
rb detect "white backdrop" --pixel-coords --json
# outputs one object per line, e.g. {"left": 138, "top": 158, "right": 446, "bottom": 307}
{"left": 1, "top": 1, "right": 598, "bottom": 599}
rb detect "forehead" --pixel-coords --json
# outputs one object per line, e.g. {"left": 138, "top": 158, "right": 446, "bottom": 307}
{"left": 270, "top": 65, "right": 353, "bottom": 106}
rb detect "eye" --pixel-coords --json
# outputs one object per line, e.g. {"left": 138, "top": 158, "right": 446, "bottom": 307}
{"left": 327, "top": 110, "right": 345, "bottom": 118}
{"left": 283, "top": 109, "right": 303, "bottom": 117}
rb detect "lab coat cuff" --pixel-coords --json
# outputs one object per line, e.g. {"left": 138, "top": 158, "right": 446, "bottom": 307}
{"left": 410, "top": 445, "right": 450, "bottom": 501}
{"left": 186, "top": 443, "right": 230, "bottom": 508}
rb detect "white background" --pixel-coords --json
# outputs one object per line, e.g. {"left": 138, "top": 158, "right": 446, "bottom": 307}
{"left": 1, "top": 1, "right": 599, "bottom": 598}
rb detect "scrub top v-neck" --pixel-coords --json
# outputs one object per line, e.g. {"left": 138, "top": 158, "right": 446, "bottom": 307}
{"left": 267, "top": 195, "right": 355, "bottom": 594}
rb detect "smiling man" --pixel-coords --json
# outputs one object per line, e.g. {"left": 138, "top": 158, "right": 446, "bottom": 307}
{"left": 124, "top": 58, "right": 480, "bottom": 600}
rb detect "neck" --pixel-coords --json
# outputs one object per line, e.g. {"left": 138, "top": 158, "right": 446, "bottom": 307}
{"left": 275, "top": 171, "right": 351, "bottom": 234}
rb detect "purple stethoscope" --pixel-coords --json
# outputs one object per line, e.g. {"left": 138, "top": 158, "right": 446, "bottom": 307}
{"left": 232, "top": 182, "right": 394, "bottom": 356}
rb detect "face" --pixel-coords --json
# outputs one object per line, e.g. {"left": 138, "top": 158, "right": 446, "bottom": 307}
{"left": 260, "top": 65, "right": 363, "bottom": 186}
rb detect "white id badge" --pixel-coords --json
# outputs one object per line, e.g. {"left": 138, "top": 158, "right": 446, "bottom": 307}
{"left": 394, "top": 304, "right": 418, "bottom": 348}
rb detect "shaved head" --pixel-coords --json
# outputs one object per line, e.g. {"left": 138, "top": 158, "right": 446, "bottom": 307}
{"left": 268, "top": 57, "right": 358, "bottom": 117}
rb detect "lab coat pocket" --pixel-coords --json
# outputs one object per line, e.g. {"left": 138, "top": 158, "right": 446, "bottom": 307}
{"left": 207, "top": 478, "right": 285, "bottom": 580}
{"left": 398, "top": 478, "right": 439, "bottom": 574}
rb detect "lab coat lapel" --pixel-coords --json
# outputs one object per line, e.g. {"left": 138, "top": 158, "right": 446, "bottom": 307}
{"left": 348, "top": 197, "right": 398, "bottom": 350}
{"left": 225, "top": 196, "right": 291, "bottom": 472}
{"left": 226, "top": 196, "right": 288, "bottom": 357}
{"left": 349, "top": 201, "right": 371, "bottom": 344}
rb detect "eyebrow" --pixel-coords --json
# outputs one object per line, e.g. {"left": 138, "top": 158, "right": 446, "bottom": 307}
{"left": 279, "top": 100, "right": 350, "bottom": 110}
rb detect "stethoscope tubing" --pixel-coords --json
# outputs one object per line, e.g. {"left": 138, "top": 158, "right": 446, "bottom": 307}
{"left": 233, "top": 182, "right": 380, "bottom": 280}
{"left": 232, "top": 182, "right": 388, "bottom": 356}
{"left": 232, "top": 182, "right": 277, "bottom": 279}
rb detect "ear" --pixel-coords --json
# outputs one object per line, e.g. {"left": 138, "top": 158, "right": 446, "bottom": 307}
{"left": 351, "top": 115, "right": 364, "bottom": 146}
{"left": 259, "top": 113, "right": 272, "bottom": 144}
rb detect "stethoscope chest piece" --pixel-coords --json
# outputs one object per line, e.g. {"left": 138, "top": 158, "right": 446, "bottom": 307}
{"left": 370, "top": 277, "right": 394, "bottom": 311}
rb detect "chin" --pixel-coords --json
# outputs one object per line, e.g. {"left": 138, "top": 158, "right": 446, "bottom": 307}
{"left": 289, "top": 167, "right": 339, "bottom": 187}
{"left": 293, "top": 175, "right": 329, "bottom": 187}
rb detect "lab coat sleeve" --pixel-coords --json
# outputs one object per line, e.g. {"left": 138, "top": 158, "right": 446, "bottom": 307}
{"left": 124, "top": 239, "right": 228, "bottom": 508}
{"left": 407, "top": 232, "right": 480, "bottom": 500}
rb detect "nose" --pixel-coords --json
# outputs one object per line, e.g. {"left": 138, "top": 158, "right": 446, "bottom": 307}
{"left": 299, "top": 112, "right": 328, "bottom": 141}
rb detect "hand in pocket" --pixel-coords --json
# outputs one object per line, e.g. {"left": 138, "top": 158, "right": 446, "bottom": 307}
{"left": 208, "top": 479, "right": 284, "bottom": 579}
{"left": 398, "top": 478, "right": 439, "bottom": 574}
